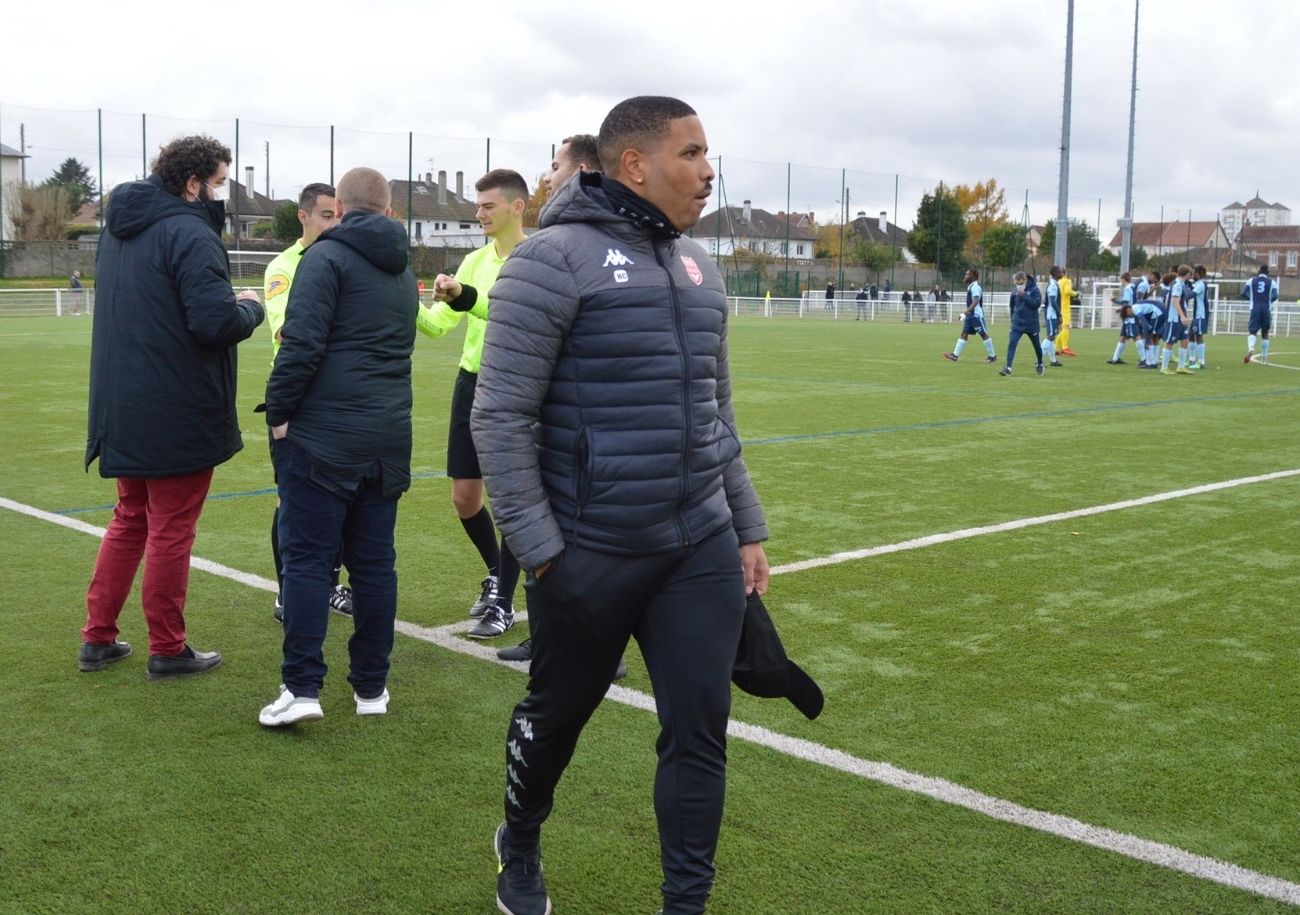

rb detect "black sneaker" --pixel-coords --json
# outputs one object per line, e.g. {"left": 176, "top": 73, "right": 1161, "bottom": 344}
{"left": 984, "top": 355, "right": 998, "bottom": 363}
{"left": 1035, "top": 362, "right": 1045, "bottom": 376}
{"left": 329, "top": 585, "right": 353, "bottom": 616}
{"left": 468, "top": 604, "right": 515, "bottom": 639}
{"left": 495, "top": 823, "right": 552, "bottom": 915}
{"left": 497, "top": 637, "right": 533, "bottom": 662}
{"left": 78, "top": 640, "right": 132, "bottom": 672}
{"left": 1050, "top": 361, "right": 1064, "bottom": 367}
{"left": 274, "top": 593, "right": 284, "bottom": 624}
{"left": 998, "top": 367, "right": 1011, "bottom": 376}
{"left": 469, "top": 576, "right": 499, "bottom": 619}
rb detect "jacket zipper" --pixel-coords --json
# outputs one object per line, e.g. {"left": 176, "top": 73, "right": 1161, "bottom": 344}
{"left": 653, "top": 243, "right": 692, "bottom": 546}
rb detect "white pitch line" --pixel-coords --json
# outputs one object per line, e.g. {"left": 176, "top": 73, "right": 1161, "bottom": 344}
{"left": 6, "top": 483, "right": 1300, "bottom": 906}
{"left": 771, "top": 468, "right": 1300, "bottom": 576}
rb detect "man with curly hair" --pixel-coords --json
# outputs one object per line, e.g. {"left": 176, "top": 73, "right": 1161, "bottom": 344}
{"left": 81, "top": 134, "right": 264, "bottom": 680}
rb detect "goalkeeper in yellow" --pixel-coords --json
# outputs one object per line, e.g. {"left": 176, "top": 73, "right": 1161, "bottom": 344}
{"left": 1053, "top": 265, "right": 1078, "bottom": 357}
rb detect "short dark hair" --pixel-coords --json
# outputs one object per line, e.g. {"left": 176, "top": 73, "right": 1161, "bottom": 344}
{"left": 1259, "top": 264, "right": 1269, "bottom": 274}
{"left": 151, "top": 135, "right": 232, "bottom": 197}
{"left": 299, "top": 182, "right": 335, "bottom": 213}
{"left": 597, "top": 96, "right": 697, "bottom": 176}
{"left": 561, "top": 134, "right": 600, "bottom": 170}
{"left": 967, "top": 267, "right": 980, "bottom": 280}
{"left": 1194, "top": 264, "right": 1206, "bottom": 277}
{"left": 475, "top": 168, "right": 529, "bottom": 202}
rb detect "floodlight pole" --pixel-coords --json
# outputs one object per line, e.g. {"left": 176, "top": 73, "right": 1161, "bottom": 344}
{"left": 1119, "top": 0, "right": 1139, "bottom": 273}
{"left": 1054, "top": 0, "right": 1075, "bottom": 269}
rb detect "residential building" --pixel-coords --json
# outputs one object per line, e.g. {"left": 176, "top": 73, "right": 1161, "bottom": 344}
{"left": 389, "top": 170, "right": 481, "bottom": 248}
{"left": 846, "top": 210, "right": 917, "bottom": 263}
{"left": 1238, "top": 224, "right": 1300, "bottom": 276}
{"left": 691, "top": 201, "right": 818, "bottom": 261}
{"left": 1, "top": 142, "right": 29, "bottom": 239}
{"left": 1105, "top": 221, "right": 1231, "bottom": 257}
{"left": 1221, "top": 194, "right": 1291, "bottom": 243}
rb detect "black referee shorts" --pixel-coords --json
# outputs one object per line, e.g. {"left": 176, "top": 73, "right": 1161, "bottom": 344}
{"left": 447, "top": 367, "right": 482, "bottom": 480}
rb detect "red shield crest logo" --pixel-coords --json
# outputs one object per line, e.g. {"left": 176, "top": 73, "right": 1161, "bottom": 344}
{"left": 681, "top": 255, "right": 703, "bottom": 286}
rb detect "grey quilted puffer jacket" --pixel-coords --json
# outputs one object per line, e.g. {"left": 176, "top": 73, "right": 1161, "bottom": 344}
{"left": 471, "top": 173, "right": 767, "bottom": 569}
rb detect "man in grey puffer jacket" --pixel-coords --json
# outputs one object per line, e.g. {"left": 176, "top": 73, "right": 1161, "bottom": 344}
{"left": 473, "top": 96, "right": 769, "bottom": 915}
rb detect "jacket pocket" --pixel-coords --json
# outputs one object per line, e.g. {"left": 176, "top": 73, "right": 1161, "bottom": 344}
{"left": 574, "top": 425, "right": 593, "bottom": 513}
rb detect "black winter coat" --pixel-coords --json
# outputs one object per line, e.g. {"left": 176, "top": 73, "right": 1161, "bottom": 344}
{"left": 264, "top": 210, "right": 418, "bottom": 497}
{"left": 85, "top": 176, "right": 264, "bottom": 478}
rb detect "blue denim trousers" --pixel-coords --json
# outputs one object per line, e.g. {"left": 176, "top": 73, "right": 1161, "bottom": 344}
{"left": 273, "top": 438, "right": 400, "bottom": 699}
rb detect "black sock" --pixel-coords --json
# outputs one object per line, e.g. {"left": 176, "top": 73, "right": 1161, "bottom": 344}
{"left": 497, "top": 538, "right": 521, "bottom": 611}
{"left": 271, "top": 506, "right": 283, "bottom": 591}
{"left": 460, "top": 507, "right": 500, "bottom": 575}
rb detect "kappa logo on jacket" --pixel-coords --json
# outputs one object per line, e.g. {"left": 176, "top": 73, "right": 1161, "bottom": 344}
{"left": 602, "top": 248, "right": 634, "bottom": 268}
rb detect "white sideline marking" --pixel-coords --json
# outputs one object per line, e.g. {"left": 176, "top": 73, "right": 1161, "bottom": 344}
{"left": 6, "top": 479, "right": 1300, "bottom": 906}
{"left": 771, "top": 468, "right": 1300, "bottom": 576}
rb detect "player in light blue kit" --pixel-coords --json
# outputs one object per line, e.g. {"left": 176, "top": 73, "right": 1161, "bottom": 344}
{"left": 943, "top": 268, "right": 997, "bottom": 363}
{"left": 1187, "top": 264, "right": 1210, "bottom": 369}
{"left": 1040, "top": 267, "right": 1065, "bottom": 367}
{"left": 1108, "top": 271, "right": 1138, "bottom": 364}
{"left": 1159, "top": 265, "right": 1194, "bottom": 375}
{"left": 1242, "top": 264, "right": 1278, "bottom": 364}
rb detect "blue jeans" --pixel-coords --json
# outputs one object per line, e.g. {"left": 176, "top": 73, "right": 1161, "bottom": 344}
{"left": 273, "top": 438, "right": 401, "bottom": 699}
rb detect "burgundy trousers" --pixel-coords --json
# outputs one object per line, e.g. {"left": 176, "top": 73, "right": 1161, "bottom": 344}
{"left": 82, "top": 469, "right": 214, "bottom": 656}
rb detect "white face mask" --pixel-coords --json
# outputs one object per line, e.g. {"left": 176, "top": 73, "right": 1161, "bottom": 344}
{"left": 204, "top": 181, "right": 230, "bottom": 203}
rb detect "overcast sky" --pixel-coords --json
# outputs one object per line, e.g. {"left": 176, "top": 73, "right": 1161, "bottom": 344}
{"left": 3, "top": 0, "right": 1292, "bottom": 239}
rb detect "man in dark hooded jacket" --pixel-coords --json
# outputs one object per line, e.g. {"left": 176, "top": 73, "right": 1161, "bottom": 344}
{"left": 999, "top": 271, "right": 1046, "bottom": 377}
{"left": 258, "top": 167, "right": 419, "bottom": 727}
{"left": 80, "top": 134, "right": 263, "bottom": 680}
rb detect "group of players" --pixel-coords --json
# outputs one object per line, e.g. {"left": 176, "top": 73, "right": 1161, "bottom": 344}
{"left": 943, "top": 262, "right": 1282, "bottom": 376}
{"left": 261, "top": 136, "right": 609, "bottom": 671}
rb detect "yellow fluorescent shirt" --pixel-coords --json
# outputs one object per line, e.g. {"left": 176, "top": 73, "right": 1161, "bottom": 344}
{"left": 415, "top": 240, "right": 505, "bottom": 374}
{"left": 264, "top": 239, "right": 305, "bottom": 366}
{"left": 1058, "top": 276, "right": 1074, "bottom": 315}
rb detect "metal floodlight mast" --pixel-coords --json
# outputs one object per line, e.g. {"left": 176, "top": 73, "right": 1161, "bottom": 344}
{"left": 1120, "top": 0, "right": 1140, "bottom": 273}
{"left": 1054, "top": 0, "right": 1075, "bottom": 269}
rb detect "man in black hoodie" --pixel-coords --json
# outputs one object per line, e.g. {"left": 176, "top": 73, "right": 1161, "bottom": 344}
{"left": 259, "top": 167, "right": 419, "bottom": 727}
{"left": 80, "top": 134, "right": 264, "bottom": 680}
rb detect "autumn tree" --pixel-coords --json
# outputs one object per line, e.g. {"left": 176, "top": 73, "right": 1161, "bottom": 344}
{"left": 5, "top": 182, "right": 75, "bottom": 240}
{"left": 907, "top": 185, "right": 967, "bottom": 272}
{"left": 952, "top": 178, "right": 1009, "bottom": 262}
{"left": 522, "top": 175, "right": 550, "bottom": 228}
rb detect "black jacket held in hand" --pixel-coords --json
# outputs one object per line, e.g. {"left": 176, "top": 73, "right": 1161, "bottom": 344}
{"left": 264, "top": 210, "right": 419, "bottom": 497}
{"left": 85, "top": 175, "right": 264, "bottom": 478}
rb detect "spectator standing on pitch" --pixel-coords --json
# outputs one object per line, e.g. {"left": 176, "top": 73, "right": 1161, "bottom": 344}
{"left": 901, "top": 288, "right": 912, "bottom": 322}
{"left": 998, "top": 271, "right": 1046, "bottom": 377}
{"left": 80, "top": 135, "right": 264, "bottom": 678}
{"left": 943, "top": 268, "right": 997, "bottom": 363}
{"left": 825, "top": 279, "right": 836, "bottom": 311}
{"left": 69, "top": 270, "right": 85, "bottom": 315}
{"left": 1242, "top": 264, "right": 1278, "bottom": 364}
{"left": 259, "top": 167, "right": 418, "bottom": 726}
{"left": 855, "top": 284, "right": 868, "bottom": 320}
{"left": 1041, "top": 267, "right": 1066, "bottom": 367}
{"left": 416, "top": 169, "right": 531, "bottom": 640}
{"left": 474, "top": 95, "right": 770, "bottom": 915}
{"left": 927, "top": 284, "right": 939, "bottom": 322}
{"left": 1054, "top": 266, "right": 1077, "bottom": 357}
{"left": 263, "top": 183, "right": 345, "bottom": 623}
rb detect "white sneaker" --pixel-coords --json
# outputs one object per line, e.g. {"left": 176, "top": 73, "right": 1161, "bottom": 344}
{"left": 354, "top": 688, "right": 390, "bottom": 716}
{"left": 259, "top": 685, "right": 324, "bottom": 727}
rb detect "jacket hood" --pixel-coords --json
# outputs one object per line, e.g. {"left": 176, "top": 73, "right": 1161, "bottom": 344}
{"left": 319, "top": 211, "right": 410, "bottom": 274}
{"left": 538, "top": 171, "right": 636, "bottom": 232}
{"left": 106, "top": 175, "right": 212, "bottom": 240}
{"left": 1024, "top": 274, "right": 1039, "bottom": 290}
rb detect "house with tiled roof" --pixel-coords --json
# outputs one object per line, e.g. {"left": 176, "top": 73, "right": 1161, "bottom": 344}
{"left": 1105, "top": 221, "right": 1230, "bottom": 257}
{"left": 846, "top": 210, "right": 918, "bottom": 263}
{"left": 1237, "top": 224, "right": 1300, "bottom": 276}
{"left": 389, "top": 170, "right": 481, "bottom": 248}
{"left": 1221, "top": 194, "right": 1290, "bottom": 242}
{"left": 226, "top": 178, "right": 290, "bottom": 240}
{"left": 0, "top": 142, "right": 29, "bottom": 238}
{"left": 692, "top": 201, "right": 818, "bottom": 262}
